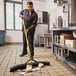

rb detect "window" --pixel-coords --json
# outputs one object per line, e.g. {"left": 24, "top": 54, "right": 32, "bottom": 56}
{"left": 6, "top": 0, "right": 22, "bottom": 2}
{"left": 6, "top": 3, "right": 14, "bottom": 29}
{"left": 5, "top": 0, "right": 22, "bottom": 30}
{"left": 15, "top": 4, "right": 22, "bottom": 30}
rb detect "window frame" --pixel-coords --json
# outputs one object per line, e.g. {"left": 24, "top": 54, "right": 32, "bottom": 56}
{"left": 5, "top": 0, "right": 23, "bottom": 31}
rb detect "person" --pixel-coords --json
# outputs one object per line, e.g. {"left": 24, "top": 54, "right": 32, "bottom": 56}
{"left": 19, "top": 1, "right": 38, "bottom": 59}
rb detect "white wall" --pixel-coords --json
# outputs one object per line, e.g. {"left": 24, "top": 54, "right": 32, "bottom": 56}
{"left": 6, "top": 30, "right": 23, "bottom": 43}
{"left": 23, "top": 0, "right": 50, "bottom": 12}
{"left": 0, "top": 0, "right": 5, "bottom": 30}
{"left": 49, "top": 0, "right": 70, "bottom": 30}
{"left": 70, "top": 0, "right": 76, "bottom": 24}
{"left": 50, "top": 6, "right": 64, "bottom": 29}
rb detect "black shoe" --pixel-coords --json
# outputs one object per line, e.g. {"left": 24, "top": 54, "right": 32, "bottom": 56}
{"left": 19, "top": 54, "right": 27, "bottom": 57}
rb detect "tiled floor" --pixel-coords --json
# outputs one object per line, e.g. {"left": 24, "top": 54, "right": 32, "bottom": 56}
{"left": 0, "top": 45, "right": 76, "bottom": 76}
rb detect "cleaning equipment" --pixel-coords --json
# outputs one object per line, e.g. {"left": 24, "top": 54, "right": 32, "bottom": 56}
{"left": 10, "top": 19, "right": 50, "bottom": 72}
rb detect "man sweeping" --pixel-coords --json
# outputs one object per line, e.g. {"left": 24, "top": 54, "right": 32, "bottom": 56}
{"left": 10, "top": 1, "right": 50, "bottom": 72}
{"left": 19, "top": 1, "right": 38, "bottom": 60}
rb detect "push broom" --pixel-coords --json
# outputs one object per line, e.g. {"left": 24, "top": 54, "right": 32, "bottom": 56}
{"left": 10, "top": 19, "right": 50, "bottom": 72}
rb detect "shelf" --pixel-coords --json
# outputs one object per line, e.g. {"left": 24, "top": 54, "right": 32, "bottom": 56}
{"left": 53, "top": 43, "right": 76, "bottom": 70}
{"left": 65, "top": 57, "right": 76, "bottom": 70}
{"left": 52, "top": 27, "right": 76, "bottom": 31}
{"left": 65, "top": 60, "right": 76, "bottom": 70}
{"left": 53, "top": 43, "right": 76, "bottom": 53}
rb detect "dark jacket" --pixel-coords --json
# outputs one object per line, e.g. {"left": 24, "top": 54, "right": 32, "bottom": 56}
{"left": 20, "top": 9, "right": 38, "bottom": 34}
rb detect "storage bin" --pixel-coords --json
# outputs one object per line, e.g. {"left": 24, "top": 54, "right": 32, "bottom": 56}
{"left": 0, "top": 30, "right": 6, "bottom": 45}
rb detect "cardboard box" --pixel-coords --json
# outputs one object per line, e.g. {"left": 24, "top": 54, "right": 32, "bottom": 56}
{"left": 65, "top": 39, "right": 76, "bottom": 48}
{"left": 65, "top": 39, "right": 71, "bottom": 47}
{"left": 60, "top": 34, "right": 73, "bottom": 45}
{"left": 70, "top": 40, "right": 76, "bottom": 48}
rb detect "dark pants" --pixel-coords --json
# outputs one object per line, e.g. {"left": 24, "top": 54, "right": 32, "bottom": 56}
{"left": 22, "top": 32, "right": 34, "bottom": 56}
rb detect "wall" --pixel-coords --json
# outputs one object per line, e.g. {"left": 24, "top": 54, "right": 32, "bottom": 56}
{"left": 23, "top": 0, "right": 50, "bottom": 12}
{"left": 0, "top": 0, "right": 5, "bottom": 30}
{"left": 6, "top": 30, "right": 23, "bottom": 43}
{"left": 49, "top": 0, "right": 76, "bottom": 29}
{"left": 49, "top": 0, "right": 69, "bottom": 30}
{"left": 70, "top": 0, "right": 76, "bottom": 24}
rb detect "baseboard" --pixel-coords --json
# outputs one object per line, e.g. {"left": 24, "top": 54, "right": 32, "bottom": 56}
{"left": 5, "top": 42, "right": 23, "bottom": 45}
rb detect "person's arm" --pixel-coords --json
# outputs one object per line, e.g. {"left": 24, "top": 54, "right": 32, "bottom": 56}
{"left": 19, "top": 10, "right": 25, "bottom": 32}
{"left": 28, "top": 14, "right": 38, "bottom": 31}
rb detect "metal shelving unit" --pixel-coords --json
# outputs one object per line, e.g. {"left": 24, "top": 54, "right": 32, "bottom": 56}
{"left": 52, "top": 28, "right": 76, "bottom": 70}
{"left": 53, "top": 42, "right": 76, "bottom": 53}
{"left": 52, "top": 27, "right": 76, "bottom": 31}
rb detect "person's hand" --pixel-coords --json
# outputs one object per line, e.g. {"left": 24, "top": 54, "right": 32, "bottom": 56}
{"left": 26, "top": 29, "right": 29, "bottom": 33}
{"left": 19, "top": 15, "right": 24, "bottom": 19}
{"left": 25, "top": 29, "right": 29, "bottom": 34}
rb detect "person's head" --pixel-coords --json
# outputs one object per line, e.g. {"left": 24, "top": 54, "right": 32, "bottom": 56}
{"left": 27, "top": 1, "right": 34, "bottom": 12}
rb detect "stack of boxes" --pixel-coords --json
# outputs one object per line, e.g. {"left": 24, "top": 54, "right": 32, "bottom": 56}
{"left": 60, "top": 34, "right": 76, "bottom": 48}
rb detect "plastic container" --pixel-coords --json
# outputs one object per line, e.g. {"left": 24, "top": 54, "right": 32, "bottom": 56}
{"left": 0, "top": 30, "right": 6, "bottom": 45}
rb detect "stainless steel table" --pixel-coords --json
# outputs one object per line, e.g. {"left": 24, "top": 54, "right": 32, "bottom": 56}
{"left": 38, "top": 33, "right": 52, "bottom": 51}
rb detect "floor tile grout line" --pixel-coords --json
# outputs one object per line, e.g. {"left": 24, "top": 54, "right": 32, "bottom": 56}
{"left": 0, "top": 46, "right": 11, "bottom": 65}
{"left": 3, "top": 47, "right": 14, "bottom": 76}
